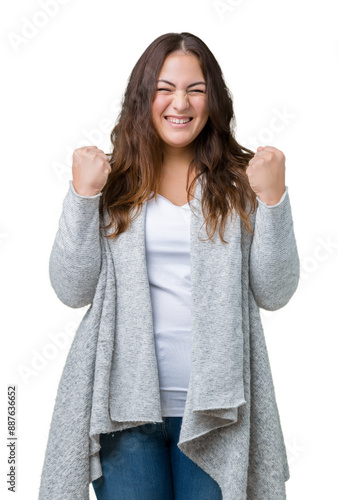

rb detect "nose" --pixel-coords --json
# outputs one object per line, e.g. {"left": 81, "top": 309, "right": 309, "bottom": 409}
{"left": 172, "top": 90, "right": 190, "bottom": 112}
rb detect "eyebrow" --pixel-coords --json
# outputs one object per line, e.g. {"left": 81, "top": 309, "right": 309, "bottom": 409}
{"left": 156, "top": 79, "right": 207, "bottom": 88}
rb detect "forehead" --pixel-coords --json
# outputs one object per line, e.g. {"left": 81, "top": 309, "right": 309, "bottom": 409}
{"left": 157, "top": 52, "right": 204, "bottom": 81}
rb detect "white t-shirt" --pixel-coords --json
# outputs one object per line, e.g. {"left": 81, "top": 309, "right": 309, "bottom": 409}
{"left": 145, "top": 193, "right": 193, "bottom": 417}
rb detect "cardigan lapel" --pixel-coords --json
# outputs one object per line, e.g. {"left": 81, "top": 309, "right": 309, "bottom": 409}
{"left": 180, "top": 176, "right": 247, "bottom": 445}
{"left": 106, "top": 198, "right": 163, "bottom": 423}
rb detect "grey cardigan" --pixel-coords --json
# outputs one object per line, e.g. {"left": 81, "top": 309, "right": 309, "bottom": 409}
{"left": 38, "top": 175, "right": 299, "bottom": 500}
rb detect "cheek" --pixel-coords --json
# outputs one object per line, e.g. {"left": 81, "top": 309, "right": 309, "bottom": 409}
{"left": 197, "top": 100, "right": 208, "bottom": 116}
{"left": 152, "top": 96, "right": 170, "bottom": 117}
{"left": 190, "top": 98, "right": 208, "bottom": 119}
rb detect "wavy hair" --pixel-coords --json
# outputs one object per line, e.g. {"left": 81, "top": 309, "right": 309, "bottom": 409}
{"left": 99, "top": 32, "right": 258, "bottom": 243}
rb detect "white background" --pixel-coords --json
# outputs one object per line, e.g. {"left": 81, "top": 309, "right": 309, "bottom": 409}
{"left": 1, "top": 0, "right": 337, "bottom": 498}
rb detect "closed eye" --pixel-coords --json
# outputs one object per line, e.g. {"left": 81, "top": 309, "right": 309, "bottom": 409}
{"left": 156, "top": 88, "right": 206, "bottom": 93}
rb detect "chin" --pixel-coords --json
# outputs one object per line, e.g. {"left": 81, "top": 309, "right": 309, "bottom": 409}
{"left": 163, "top": 137, "right": 196, "bottom": 148}
{"left": 167, "top": 142, "right": 193, "bottom": 149}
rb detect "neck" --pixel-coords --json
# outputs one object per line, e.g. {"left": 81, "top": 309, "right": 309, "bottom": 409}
{"left": 161, "top": 144, "right": 194, "bottom": 173}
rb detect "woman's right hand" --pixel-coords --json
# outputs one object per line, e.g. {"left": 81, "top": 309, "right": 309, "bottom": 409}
{"left": 72, "top": 145, "right": 111, "bottom": 196}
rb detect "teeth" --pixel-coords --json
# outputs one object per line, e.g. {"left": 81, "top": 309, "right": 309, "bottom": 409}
{"left": 166, "top": 117, "right": 191, "bottom": 124}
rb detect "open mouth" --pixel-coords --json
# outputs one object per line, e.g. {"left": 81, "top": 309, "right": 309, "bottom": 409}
{"left": 165, "top": 117, "right": 193, "bottom": 124}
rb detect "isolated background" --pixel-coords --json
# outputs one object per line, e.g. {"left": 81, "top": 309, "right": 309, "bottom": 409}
{"left": 1, "top": 0, "right": 337, "bottom": 498}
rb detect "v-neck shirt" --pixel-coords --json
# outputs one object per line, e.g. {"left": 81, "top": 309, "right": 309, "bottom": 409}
{"left": 145, "top": 193, "right": 193, "bottom": 416}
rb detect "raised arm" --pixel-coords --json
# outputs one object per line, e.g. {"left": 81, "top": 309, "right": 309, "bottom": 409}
{"left": 48, "top": 180, "right": 102, "bottom": 308}
{"left": 249, "top": 187, "right": 300, "bottom": 310}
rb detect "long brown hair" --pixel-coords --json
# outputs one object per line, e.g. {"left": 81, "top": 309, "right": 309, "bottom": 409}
{"left": 99, "top": 32, "right": 257, "bottom": 243}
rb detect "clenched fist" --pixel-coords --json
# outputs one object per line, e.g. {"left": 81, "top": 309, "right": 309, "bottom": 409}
{"left": 246, "top": 146, "right": 286, "bottom": 205}
{"left": 72, "top": 146, "right": 111, "bottom": 196}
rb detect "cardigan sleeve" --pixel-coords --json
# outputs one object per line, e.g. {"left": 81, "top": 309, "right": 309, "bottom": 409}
{"left": 48, "top": 180, "right": 102, "bottom": 308}
{"left": 249, "top": 186, "right": 300, "bottom": 311}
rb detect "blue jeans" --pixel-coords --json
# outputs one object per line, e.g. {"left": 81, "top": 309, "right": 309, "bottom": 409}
{"left": 92, "top": 416, "right": 223, "bottom": 500}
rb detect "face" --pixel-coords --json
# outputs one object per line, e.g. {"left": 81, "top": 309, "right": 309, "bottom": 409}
{"left": 151, "top": 52, "right": 209, "bottom": 153}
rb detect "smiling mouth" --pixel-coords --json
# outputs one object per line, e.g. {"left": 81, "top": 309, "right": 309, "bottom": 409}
{"left": 165, "top": 117, "right": 193, "bottom": 124}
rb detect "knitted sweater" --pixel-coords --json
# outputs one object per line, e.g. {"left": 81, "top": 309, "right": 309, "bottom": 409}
{"left": 38, "top": 176, "right": 299, "bottom": 500}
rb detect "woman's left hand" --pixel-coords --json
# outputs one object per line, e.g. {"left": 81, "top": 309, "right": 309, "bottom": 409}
{"left": 246, "top": 146, "right": 286, "bottom": 205}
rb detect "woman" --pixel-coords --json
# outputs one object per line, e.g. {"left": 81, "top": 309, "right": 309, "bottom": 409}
{"left": 39, "top": 33, "right": 299, "bottom": 500}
